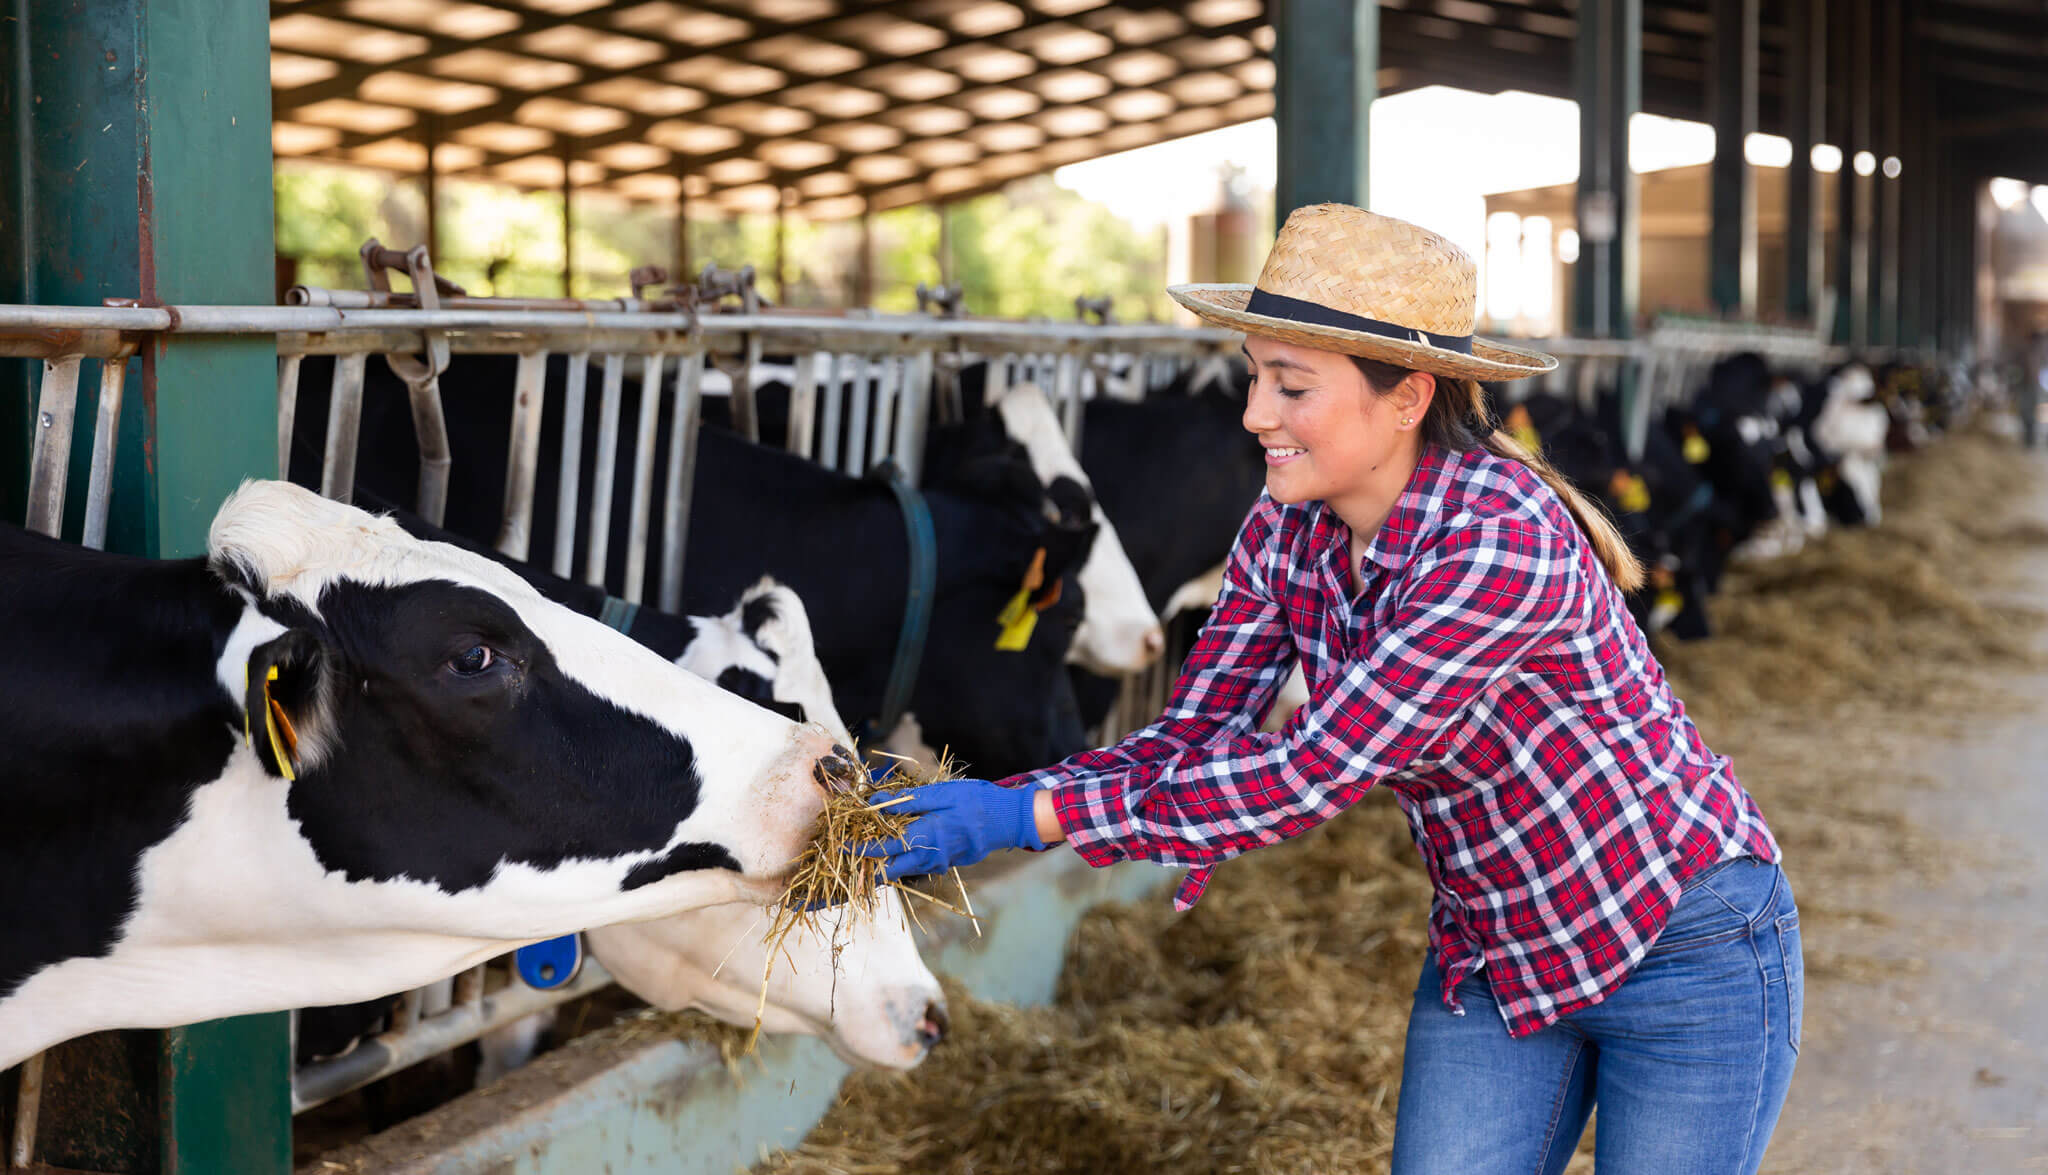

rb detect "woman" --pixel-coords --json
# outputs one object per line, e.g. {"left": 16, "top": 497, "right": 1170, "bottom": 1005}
{"left": 864, "top": 205, "right": 1801, "bottom": 1173}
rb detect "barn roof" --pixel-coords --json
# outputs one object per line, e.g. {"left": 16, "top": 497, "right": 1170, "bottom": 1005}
{"left": 268, "top": 0, "right": 2048, "bottom": 215}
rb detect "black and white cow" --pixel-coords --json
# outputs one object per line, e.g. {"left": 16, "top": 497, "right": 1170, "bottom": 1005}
{"left": 0, "top": 482, "right": 856, "bottom": 1071}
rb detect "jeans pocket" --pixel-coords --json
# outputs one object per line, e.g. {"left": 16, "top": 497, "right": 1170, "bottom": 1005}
{"left": 1776, "top": 910, "right": 1804, "bottom": 1053}
{"left": 1653, "top": 858, "right": 1778, "bottom": 954}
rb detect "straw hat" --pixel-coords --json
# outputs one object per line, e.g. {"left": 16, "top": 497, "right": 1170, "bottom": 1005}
{"left": 1169, "top": 204, "right": 1556, "bottom": 382}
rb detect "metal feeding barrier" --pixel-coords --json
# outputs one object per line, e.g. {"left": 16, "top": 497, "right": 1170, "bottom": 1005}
{"left": 6, "top": 260, "right": 1918, "bottom": 1143}
{"left": 0, "top": 260, "right": 1235, "bottom": 1135}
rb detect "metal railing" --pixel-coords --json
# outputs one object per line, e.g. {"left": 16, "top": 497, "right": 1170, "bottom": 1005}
{"left": 0, "top": 275, "right": 1238, "bottom": 1138}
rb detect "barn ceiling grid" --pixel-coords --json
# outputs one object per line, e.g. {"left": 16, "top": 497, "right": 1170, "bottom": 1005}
{"left": 268, "top": 0, "right": 2048, "bottom": 215}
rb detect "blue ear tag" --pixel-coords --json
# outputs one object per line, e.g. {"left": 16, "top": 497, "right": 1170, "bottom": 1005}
{"left": 514, "top": 934, "right": 583, "bottom": 990}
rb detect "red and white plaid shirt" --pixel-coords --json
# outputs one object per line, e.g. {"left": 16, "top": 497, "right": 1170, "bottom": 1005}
{"left": 1009, "top": 443, "right": 1779, "bottom": 1037}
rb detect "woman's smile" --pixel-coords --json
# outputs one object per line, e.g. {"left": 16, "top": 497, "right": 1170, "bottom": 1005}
{"left": 1264, "top": 444, "right": 1307, "bottom": 467}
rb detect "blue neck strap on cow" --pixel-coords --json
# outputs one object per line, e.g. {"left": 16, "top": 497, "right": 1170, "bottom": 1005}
{"left": 598, "top": 595, "right": 640, "bottom": 635}
{"left": 863, "top": 459, "right": 937, "bottom": 745}
{"left": 513, "top": 596, "right": 639, "bottom": 989}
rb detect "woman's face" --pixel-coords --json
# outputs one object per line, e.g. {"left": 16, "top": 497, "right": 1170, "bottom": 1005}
{"left": 1240, "top": 337, "right": 1429, "bottom": 507}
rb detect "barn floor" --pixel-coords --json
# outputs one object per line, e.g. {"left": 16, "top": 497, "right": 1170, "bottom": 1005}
{"left": 1761, "top": 444, "right": 2048, "bottom": 1175}
{"left": 751, "top": 429, "right": 2048, "bottom": 1175}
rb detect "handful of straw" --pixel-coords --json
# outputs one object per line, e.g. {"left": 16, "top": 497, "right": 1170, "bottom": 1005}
{"left": 744, "top": 749, "right": 979, "bottom": 1048}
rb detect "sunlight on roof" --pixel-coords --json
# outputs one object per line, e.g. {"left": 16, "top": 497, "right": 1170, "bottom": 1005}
{"left": 1054, "top": 86, "right": 1783, "bottom": 275}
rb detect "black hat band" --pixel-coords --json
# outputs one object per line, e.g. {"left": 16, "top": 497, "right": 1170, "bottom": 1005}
{"left": 1244, "top": 288, "right": 1475, "bottom": 356}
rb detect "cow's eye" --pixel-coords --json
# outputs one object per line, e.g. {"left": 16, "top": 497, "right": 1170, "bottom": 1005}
{"left": 448, "top": 645, "right": 495, "bottom": 676}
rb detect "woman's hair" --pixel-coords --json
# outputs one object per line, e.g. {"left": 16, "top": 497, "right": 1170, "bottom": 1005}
{"left": 1352, "top": 356, "right": 1646, "bottom": 592}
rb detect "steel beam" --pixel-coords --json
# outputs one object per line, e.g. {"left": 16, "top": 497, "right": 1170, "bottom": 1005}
{"left": 1275, "top": 0, "right": 1375, "bottom": 217}
{"left": 0, "top": 0, "right": 284, "bottom": 1170}
{"left": 1875, "top": 0, "right": 1902, "bottom": 346}
{"left": 1783, "top": 0, "right": 1826, "bottom": 323}
{"left": 1709, "top": 0, "right": 1760, "bottom": 316}
{"left": 1573, "top": 0, "right": 1642, "bottom": 339}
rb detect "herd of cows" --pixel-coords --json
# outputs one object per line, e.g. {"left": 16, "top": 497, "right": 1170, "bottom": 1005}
{"left": 2, "top": 340, "right": 1961, "bottom": 1125}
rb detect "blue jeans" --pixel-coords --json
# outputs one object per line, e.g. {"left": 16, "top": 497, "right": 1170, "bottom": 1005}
{"left": 1391, "top": 857, "right": 1802, "bottom": 1175}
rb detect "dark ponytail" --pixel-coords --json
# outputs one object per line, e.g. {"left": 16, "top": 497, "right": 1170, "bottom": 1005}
{"left": 1352, "top": 357, "right": 1645, "bottom": 592}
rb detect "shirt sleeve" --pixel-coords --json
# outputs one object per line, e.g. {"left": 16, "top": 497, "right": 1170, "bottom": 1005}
{"left": 1045, "top": 514, "right": 1582, "bottom": 889}
{"left": 1000, "top": 495, "right": 1298, "bottom": 813}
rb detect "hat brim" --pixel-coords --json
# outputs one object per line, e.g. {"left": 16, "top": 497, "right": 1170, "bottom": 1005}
{"left": 1168, "top": 284, "right": 1557, "bottom": 381}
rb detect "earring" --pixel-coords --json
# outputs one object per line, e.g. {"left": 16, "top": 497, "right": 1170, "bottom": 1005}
{"left": 1401, "top": 416, "right": 1413, "bottom": 426}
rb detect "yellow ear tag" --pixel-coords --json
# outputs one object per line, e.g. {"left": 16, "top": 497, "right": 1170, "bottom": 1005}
{"left": 1770, "top": 469, "right": 1794, "bottom": 491}
{"left": 1611, "top": 472, "right": 1651, "bottom": 513}
{"left": 1656, "top": 588, "right": 1684, "bottom": 614}
{"left": 995, "top": 587, "right": 1038, "bottom": 650}
{"left": 263, "top": 664, "right": 300, "bottom": 781}
{"left": 1506, "top": 405, "right": 1542, "bottom": 457}
{"left": 1683, "top": 433, "right": 1711, "bottom": 464}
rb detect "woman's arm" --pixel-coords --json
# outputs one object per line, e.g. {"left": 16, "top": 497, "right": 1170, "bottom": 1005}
{"left": 1052, "top": 516, "right": 1581, "bottom": 871}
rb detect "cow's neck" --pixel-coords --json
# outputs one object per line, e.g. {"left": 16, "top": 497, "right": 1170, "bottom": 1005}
{"left": 0, "top": 537, "right": 255, "bottom": 808}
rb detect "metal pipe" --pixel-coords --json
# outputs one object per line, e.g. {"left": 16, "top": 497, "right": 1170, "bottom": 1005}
{"left": 405, "top": 371, "right": 454, "bottom": 527}
{"left": 584, "top": 354, "right": 626, "bottom": 588}
{"left": 870, "top": 354, "right": 901, "bottom": 466}
{"left": 1055, "top": 349, "right": 1083, "bottom": 448}
{"left": 292, "top": 960, "right": 614, "bottom": 1115}
{"left": 788, "top": 350, "right": 820, "bottom": 457}
{"left": 320, "top": 353, "right": 368, "bottom": 504}
{"left": 10, "top": 1051, "right": 44, "bottom": 1168}
{"left": 657, "top": 351, "right": 704, "bottom": 614}
{"left": 819, "top": 353, "right": 850, "bottom": 472}
{"left": 25, "top": 356, "right": 81, "bottom": 536}
{"left": 288, "top": 287, "right": 654, "bottom": 313}
{"left": 496, "top": 352, "right": 549, "bottom": 561}
{"left": 0, "top": 304, "right": 1243, "bottom": 346}
{"left": 82, "top": 354, "right": 130, "bottom": 550}
{"left": 453, "top": 963, "right": 485, "bottom": 1011}
{"left": 896, "top": 350, "right": 933, "bottom": 485}
{"left": 625, "top": 353, "right": 666, "bottom": 604}
{"left": 276, "top": 354, "right": 303, "bottom": 479}
{"left": 845, "top": 357, "right": 871, "bottom": 475}
{"left": 552, "top": 352, "right": 590, "bottom": 579}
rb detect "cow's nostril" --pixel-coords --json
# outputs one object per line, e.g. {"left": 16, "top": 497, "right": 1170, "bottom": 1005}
{"left": 917, "top": 999, "right": 949, "bottom": 1048}
{"left": 812, "top": 745, "right": 862, "bottom": 794}
{"left": 1143, "top": 628, "right": 1166, "bottom": 655}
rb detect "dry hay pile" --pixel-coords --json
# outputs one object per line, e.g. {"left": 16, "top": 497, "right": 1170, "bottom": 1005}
{"left": 750, "top": 433, "right": 2045, "bottom": 1175}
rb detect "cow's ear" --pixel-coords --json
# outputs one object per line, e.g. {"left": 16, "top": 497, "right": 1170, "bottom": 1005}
{"left": 243, "top": 629, "right": 335, "bottom": 780}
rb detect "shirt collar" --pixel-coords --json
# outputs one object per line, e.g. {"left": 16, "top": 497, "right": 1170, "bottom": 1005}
{"left": 1311, "top": 443, "right": 1461, "bottom": 577}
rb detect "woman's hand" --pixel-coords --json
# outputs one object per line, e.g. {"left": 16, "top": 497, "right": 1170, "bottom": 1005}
{"left": 857, "top": 778, "right": 1047, "bottom": 881}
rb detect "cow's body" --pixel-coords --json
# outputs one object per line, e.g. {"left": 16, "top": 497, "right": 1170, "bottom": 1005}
{"left": 0, "top": 484, "right": 848, "bottom": 1070}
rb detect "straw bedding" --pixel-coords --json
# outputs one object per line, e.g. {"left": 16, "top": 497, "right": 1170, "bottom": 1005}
{"left": 742, "top": 432, "right": 2044, "bottom": 1175}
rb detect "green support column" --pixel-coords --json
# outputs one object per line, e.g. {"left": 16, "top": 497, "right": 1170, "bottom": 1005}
{"left": 1783, "top": 0, "right": 1825, "bottom": 324}
{"left": 1, "top": 0, "right": 286, "bottom": 1171}
{"left": 1874, "top": 0, "right": 1902, "bottom": 347}
{"left": 1573, "top": 0, "right": 1641, "bottom": 339}
{"left": 1708, "top": 0, "right": 1759, "bottom": 317}
{"left": 1274, "top": 0, "right": 1375, "bottom": 218}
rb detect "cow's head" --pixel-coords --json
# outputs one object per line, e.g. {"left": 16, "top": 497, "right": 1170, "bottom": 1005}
{"left": 206, "top": 482, "right": 858, "bottom": 938}
{"left": 990, "top": 384, "right": 1164, "bottom": 676}
{"left": 586, "top": 888, "right": 945, "bottom": 1070}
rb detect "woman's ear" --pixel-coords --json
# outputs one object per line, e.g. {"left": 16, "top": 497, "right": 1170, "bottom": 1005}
{"left": 1391, "top": 371, "right": 1436, "bottom": 428}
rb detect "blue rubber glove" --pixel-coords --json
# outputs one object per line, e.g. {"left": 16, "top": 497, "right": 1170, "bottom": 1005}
{"left": 857, "top": 778, "right": 1047, "bottom": 882}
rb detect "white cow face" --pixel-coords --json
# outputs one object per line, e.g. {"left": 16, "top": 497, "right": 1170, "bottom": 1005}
{"left": 993, "top": 384, "right": 1165, "bottom": 675}
{"left": 203, "top": 482, "right": 855, "bottom": 940}
{"left": 585, "top": 889, "right": 946, "bottom": 1070}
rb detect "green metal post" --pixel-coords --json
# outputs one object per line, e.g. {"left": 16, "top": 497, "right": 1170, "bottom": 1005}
{"left": 1274, "top": 0, "right": 1374, "bottom": 218}
{"left": 1708, "top": 0, "right": 1759, "bottom": 317}
{"left": 1572, "top": 0, "right": 1641, "bottom": 339}
{"left": 1, "top": 0, "right": 285, "bottom": 1170}
{"left": 1783, "top": 0, "right": 1825, "bottom": 325}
